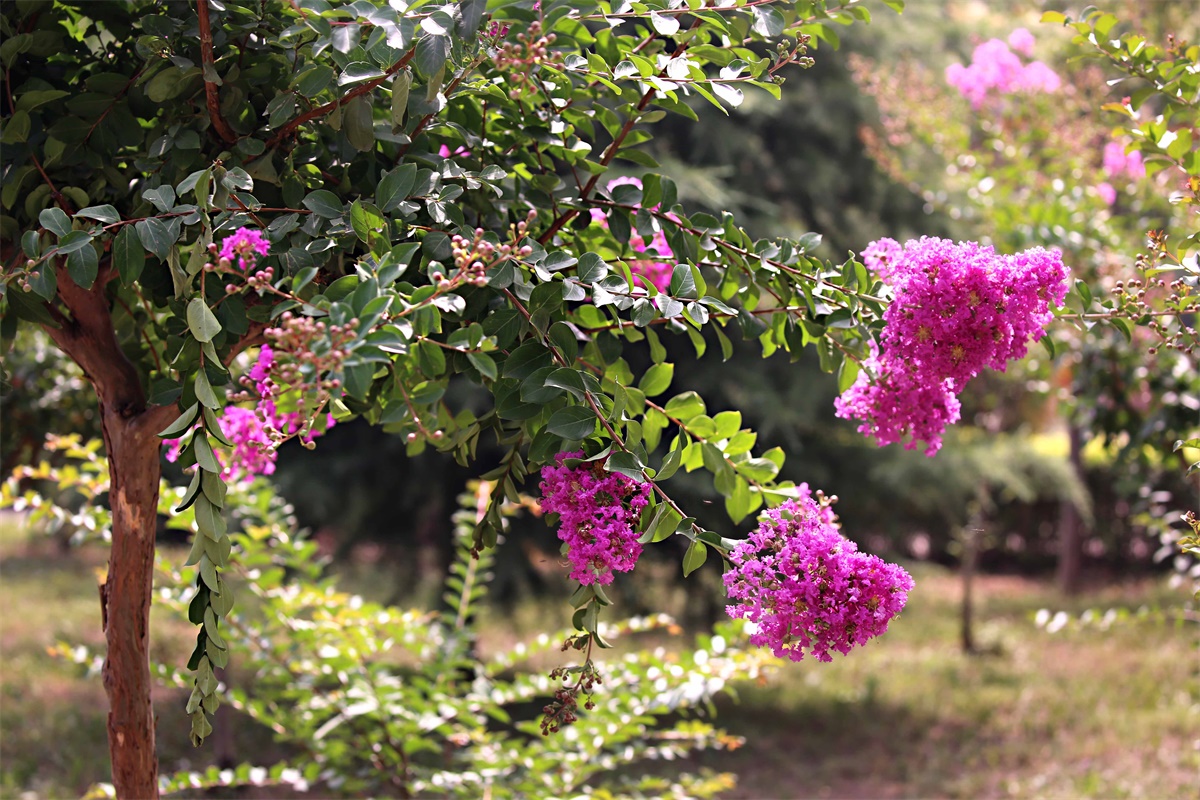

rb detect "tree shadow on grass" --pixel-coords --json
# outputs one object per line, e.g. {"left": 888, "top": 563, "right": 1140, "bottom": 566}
{"left": 700, "top": 692, "right": 979, "bottom": 799}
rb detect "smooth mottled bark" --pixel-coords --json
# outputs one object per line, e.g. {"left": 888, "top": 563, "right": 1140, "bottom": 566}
{"left": 100, "top": 408, "right": 167, "bottom": 799}
{"left": 42, "top": 261, "right": 175, "bottom": 799}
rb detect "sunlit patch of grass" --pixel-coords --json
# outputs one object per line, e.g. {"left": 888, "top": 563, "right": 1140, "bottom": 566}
{"left": 700, "top": 566, "right": 1199, "bottom": 799}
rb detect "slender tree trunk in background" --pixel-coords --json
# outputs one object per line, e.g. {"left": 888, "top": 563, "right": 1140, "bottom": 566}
{"left": 41, "top": 263, "right": 176, "bottom": 799}
{"left": 960, "top": 504, "right": 984, "bottom": 655}
{"left": 960, "top": 527, "right": 976, "bottom": 655}
{"left": 1057, "top": 425, "right": 1085, "bottom": 595}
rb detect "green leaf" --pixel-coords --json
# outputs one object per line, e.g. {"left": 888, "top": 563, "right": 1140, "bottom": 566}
{"left": 113, "top": 225, "right": 145, "bottom": 285}
{"left": 303, "top": 190, "right": 344, "bottom": 218}
{"left": 194, "top": 495, "right": 227, "bottom": 541}
{"left": 664, "top": 391, "right": 705, "bottom": 422}
{"left": 725, "top": 476, "right": 754, "bottom": 523}
{"left": 467, "top": 352, "right": 498, "bottom": 381}
{"left": 651, "top": 507, "right": 684, "bottom": 542}
{"left": 638, "top": 363, "right": 674, "bottom": 397}
{"left": 655, "top": 446, "right": 682, "bottom": 482}
{"left": 159, "top": 403, "right": 200, "bottom": 438}
{"left": 390, "top": 69, "right": 411, "bottom": 127}
{"left": 577, "top": 252, "right": 608, "bottom": 283}
{"left": 200, "top": 464, "right": 227, "bottom": 507}
{"left": 295, "top": 64, "right": 334, "bottom": 97}
{"left": 194, "top": 368, "right": 221, "bottom": 409}
{"left": 1, "top": 109, "right": 29, "bottom": 143}
{"left": 27, "top": 263, "right": 56, "bottom": 301}
{"left": 414, "top": 33, "right": 449, "bottom": 79}
{"left": 338, "top": 61, "right": 384, "bottom": 85}
{"left": 546, "top": 406, "right": 597, "bottom": 440}
{"left": 39, "top": 207, "right": 71, "bottom": 237}
{"left": 649, "top": 11, "right": 680, "bottom": 35}
{"left": 65, "top": 242, "right": 98, "bottom": 288}
{"left": 210, "top": 581, "right": 234, "bottom": 617}
{"left": 350, "top": 200, "right": 386, "bottom": 243}
{"left": 416, "top": 339, "right": 446, "bottom": 377}
{"left": 135, "top": 217, "right": 173, "bottom": 260}
{"left": 545, "top": 367, "right": 586, "bottom": 399}
{"left": 682, "top": 540, "right": 708, "bottom": 576}
{"left": 344, "top": 94, "right": 375, "bottom": 152}
{"left": 503, "top": 341, "right": 554, "bottom": 379}
{"left": 193, "top": 432, "right": 221, "bottom": 474}
{"left": 377, "top": 163, "right": 418, "bottom": 213}
{"left": 75, "top": 204, "right": 119, "bottom": 224}
{"left": 54, "top": 229, "right": 92, "bottom": 255}
{"left": 605, "top": 451, "right": 645, "bottom": 481}
{"left": 343, "top": 363, "right": 374, "bottom": 400}
{"left": 199, "top": 554, "right": 220, "bottom": 591}
{"left": 186, "top": 298, "right": 222, "bottom": 343}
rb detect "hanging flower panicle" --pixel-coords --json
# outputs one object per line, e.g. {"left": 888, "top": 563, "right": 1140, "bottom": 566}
{"left": 539, "top": 451, "right": 652, "bottom": 585}
{"left": 724, "top": 486, "right": 913, "bottom": 663}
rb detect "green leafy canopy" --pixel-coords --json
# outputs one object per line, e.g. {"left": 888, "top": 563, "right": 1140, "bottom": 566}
{"left": 1, "top": 0, "right": 903, "bottom": 743}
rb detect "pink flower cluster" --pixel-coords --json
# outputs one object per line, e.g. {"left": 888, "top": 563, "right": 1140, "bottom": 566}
{"left": 590, "top": 177, "right": 674, "bottom": 293}
{"left": 723, "top": 488, "right": 913, "bottom": 662}
{"left": 164, "top": 346, "right": 333, "bottom": 483}
{"left": 1102, "top": 141, "right": 1145, "bottom": 180}
{"left": 219, "top": 227, "right": 270, "bottom": 271}
{"left": 539, "top": 451, "right": 652, "bottom": 585}
{"left": 836, "top": 237, "right": 1068, "bottom": 455}
{"left": 1099, "top": 140, "right": 1145, "bottom": 203}
{"left": 438, "top": 144, "right": 471, "bottom": 159}
{"left": 945, "top": 35, "right": 1061, "bottom": 109}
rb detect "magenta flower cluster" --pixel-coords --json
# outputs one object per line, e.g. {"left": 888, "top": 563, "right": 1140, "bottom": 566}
{"left": 836, "top": 237, "right": 1068, "bottom": 455}
{"left": 539, "top": 451, "right": 652, "bottom": 585}
{"left": 945, "top": 32, "right": 1060, "bottom": 109}
{"left": 590, "top": 177, "right": 674, "bottom": 293}
{"left": 218, "top": 226, "right": 271, "bottom": 271}
{"left": 723, "top": 488, "right": 914, "bottom": 662}
{"left": 165, "top": 346, "right": 333, "bottom": 482}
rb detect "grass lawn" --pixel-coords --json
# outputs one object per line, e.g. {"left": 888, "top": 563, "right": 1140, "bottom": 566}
{"left": 1, "top": 519, "right": 1196, "bottom": 799}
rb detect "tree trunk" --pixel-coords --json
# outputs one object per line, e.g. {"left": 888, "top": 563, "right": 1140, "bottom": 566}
{"left": 100, "top": 406, "right": 166, "bottom": 799}
{"left": 1057, "top": 425, "right": 1084, "bottom": 595}
{"left": 960, "top": 524, "right": 977, "bottom": 655}
{"left": 41, "top": 262, "right": 177, "bottom": 799}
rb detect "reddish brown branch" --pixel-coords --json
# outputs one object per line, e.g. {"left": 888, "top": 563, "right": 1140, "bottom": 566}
{"left": 266, "top": 49, "right": 417, "bottom": 148}
{"left": 537, "top": 86, "right": 657, "bottom": 245}
{"left": 85, "top": 68, "right": 144, "bottom": 145}
{"left": 197, "top": 0, "right": 238, "bottom": 144}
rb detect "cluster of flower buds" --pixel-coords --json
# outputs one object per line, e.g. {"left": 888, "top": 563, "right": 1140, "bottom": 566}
{"left": 16, "top": 260, "right": 36, "bottom": 292}
{"left": 251, "top": 312, "right": 357, "bottom": 415}
{"left": 404, "top": 424, "right": 444, "bottom": 444}
{"left": 1112, "top": 247, "right": 1199, "bottom": 357}
{"left": 492, "top": 20, "right": 563, "bottom": 99}
{"left": 768, "top": 34, "right": 815, "bottom": 82}
{"left": 446, "top": 229, "right": 498, "bottom": 289}
{"left": 540, "top": 661, "right": 601, "bottom": 735}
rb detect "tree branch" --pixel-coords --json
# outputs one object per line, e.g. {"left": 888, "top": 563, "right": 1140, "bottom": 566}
{"left": 197, "top": 0, "right": 238, "bottom": 144}
{"left": 266, "top": 49, "right": 417, "bottom": 149}
{"left": 42, "top": 260, "right": 149, "bottom": 420}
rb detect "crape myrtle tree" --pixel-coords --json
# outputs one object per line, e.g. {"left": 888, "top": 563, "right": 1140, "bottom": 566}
{"left": 1, "top": 0, "right": 923, "bottom": 795}
{"left": 0, "top": 0, "right": 1102, "bottom": 797}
